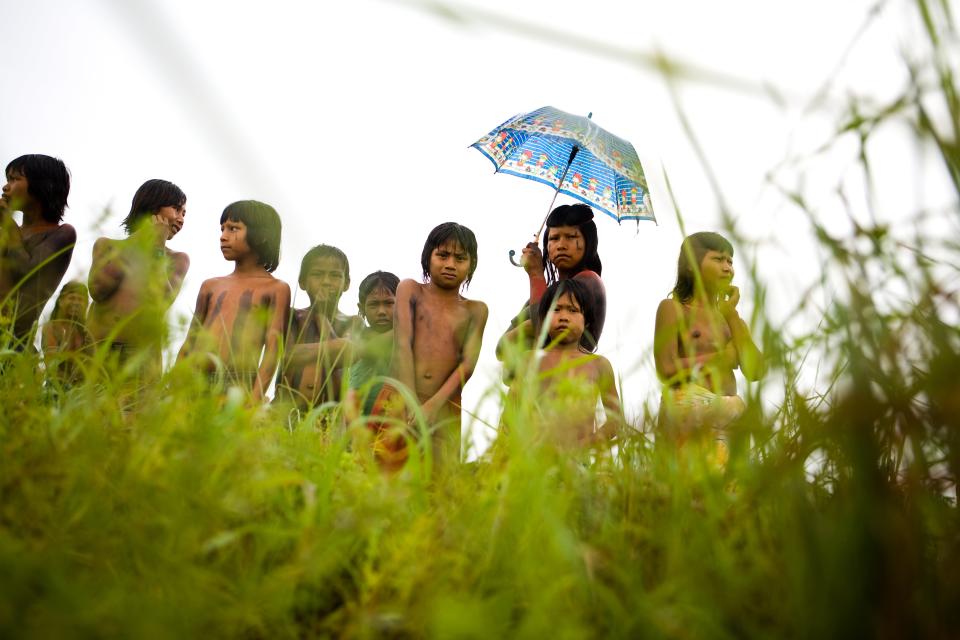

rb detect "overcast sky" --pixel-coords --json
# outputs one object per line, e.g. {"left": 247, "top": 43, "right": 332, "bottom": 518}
{"left": 4, "top": 0, "right": 953, "bottom": 454}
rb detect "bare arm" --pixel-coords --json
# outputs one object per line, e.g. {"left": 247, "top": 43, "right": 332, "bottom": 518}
{"left": 88, "top": 237, "right": 125, "bottom": 303}
{"left": 422, "top": 301, "right": 489, "bottom": 420}
{"left": 253, "top": 282, "right": 291, "bottom": 403}
{"left": 594, "top": 357, "right": 625, "bottom": 442}
{"left": 176, "top": 282, "right": 211, "bottom": 362}
{"left": 653, "top": 299, "right": 737, "bottom": 385}
{"left": 166, "top": 251, "right": 190, "bottom": 300}
{"left": 285, "top": 337, "right": 356, "bottom": 369}
{"left": 719, "top": 286, "right": 765, "bottom": 381}
{"left": 40, "top": 322, "right": 58, "bottom": 354}
{"left": 391, "top": 279, "right": 419, "bottom": 396}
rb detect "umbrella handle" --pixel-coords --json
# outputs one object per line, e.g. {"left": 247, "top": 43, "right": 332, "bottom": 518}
{"left": 508, "top": 249, "right": 523, "bottom": 267}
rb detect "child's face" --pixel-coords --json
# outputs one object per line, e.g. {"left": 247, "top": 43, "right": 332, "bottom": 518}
{"left": 1, "top": 170, "right": 32, "bottom": 212}
{"left": 155, "top": 204, "right": 186, "bottom": 240}
{"left": 360, "top": 286, "right": 395, "bottom": 333}
{"left": 699, "top": 250, "right": 734, "bottom": 294}
{"left": 546, "top": 225, "right": 586, "bottom": 272}
{"left": 547, "top": 292, "right": 585, "bottom": 346}
{"left": 429, "top": 240, "right": 471, "bottom": 290}
{"left": 220, "top": 218, "right": 252, "bottom": 261}
{"left": 60, "top": 291, "right": 88, "bottom": 319}
{"left": 301, "top": 256, "right": 348, "bottom": 307}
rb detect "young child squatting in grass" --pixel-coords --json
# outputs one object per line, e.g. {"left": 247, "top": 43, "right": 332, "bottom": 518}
{"left": 0, "top": 155, "right": 76, "bottom": 350}
{"left": 177, "top": 200, "right": 290, "bottom": 403}
{"left": 654, "top": 232, "right": 764, "bottom": 455}
{"left": 41, "top": 280, "right": 91, "bottom": 387}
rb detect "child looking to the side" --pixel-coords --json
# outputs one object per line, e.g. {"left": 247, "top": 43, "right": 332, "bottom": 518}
{"left": 373, "top": 223, "right": 488, "bottom": 470}
{"left": 505, "top": 279, "right": 623, "bottom": 449}
{"left": 653, "top": 231, "right": 764, "bottom": 450}
{"left": 177, "top": 200, "right": 290, "bottom": 402}
{"left": 87, "top": 179, "right": 189, "bottom": 380}
{"left": 0, "top": 154, "right": 76, "bottom": 350}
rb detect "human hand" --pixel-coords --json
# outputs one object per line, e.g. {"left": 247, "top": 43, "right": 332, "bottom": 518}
{"left": 718, "top": 285, "right": 740, "bottom": 319}
{"left": 520, "top": 242, "right": 544, "bottom": 275}
{"left": 152, "top": 213, "right": 174, "bottom": 240}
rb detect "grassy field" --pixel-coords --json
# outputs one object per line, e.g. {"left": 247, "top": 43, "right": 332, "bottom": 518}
{"left": 2, "top": 2, "right": 959, "bottom": 638}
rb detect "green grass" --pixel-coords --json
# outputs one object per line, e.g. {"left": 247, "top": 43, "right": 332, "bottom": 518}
{"left": 2, "top": 1, "right": 959, "bottom": 637}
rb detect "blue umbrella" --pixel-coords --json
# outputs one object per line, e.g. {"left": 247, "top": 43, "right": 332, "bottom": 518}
{"left": 472, "top": 106, "right": 655, "bottom": 259}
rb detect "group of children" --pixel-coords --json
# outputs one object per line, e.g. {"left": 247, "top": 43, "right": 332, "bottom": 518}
{"left": 3, "top": 153, "right": 764, "bottom": 470}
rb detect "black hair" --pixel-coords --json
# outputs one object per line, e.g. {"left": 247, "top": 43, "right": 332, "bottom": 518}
{"left": 541, "top": 203, "right": 602, "bottom": 285}
{"left": 298, "top": 244, "right": 350, "bottom": 288}
{"left": 51, "top": 280, "right": 89, "bottom": 321}
{"left": 5, "top": 154, "right": 70, "bottom": 223}
{"left": 420, "top": 222, "right": 479, "bottom": 287}
{"left": 672, "top": 231, "right": 734, "bottom": 303}
{"left": 121, "top": 179, "right": 186, "bottom": 236}
{"left": 358, "top": 271, "right": 400, "bottom": 306}
{"left": 220, "top": 200, "right": 282, "bottom": 272}
{"left": 536, "top": 279, "right": 599, "bottom": 352}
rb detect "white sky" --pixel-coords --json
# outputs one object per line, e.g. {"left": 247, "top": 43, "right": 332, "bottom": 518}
{"left": 4, "top": 0, "right": 955, "bottom": 455}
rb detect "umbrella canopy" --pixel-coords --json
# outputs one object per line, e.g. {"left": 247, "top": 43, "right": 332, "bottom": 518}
{"left": 471, "top": 106, "right": 655, "bottom": 224}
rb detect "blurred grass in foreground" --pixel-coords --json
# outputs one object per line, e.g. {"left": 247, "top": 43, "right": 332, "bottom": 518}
{"left": 2, "top": 0, "right": 959, "bottom": 637}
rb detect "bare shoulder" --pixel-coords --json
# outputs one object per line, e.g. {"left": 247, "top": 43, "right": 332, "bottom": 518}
{"left": 655, "top": 298, "right": 681, "bottom": 321}
{"left": 92, "top": 236, "right": 117, "bottom": 255}
{"left": 396, "top": 278, "right": 422, "bottom": 298}
{"left": 53, "top": 223, "right": 77, "bottom": 244}
{"left": 168, "top": 249, "right": 190, "bottom": 273}
{"left": 466, "top": 298, "right": 489, "bottom": 321}
{"left": 574, "top": 269, "right": 603, "bottom": 285}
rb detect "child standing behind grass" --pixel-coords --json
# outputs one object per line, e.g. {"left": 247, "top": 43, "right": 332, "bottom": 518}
{"left": 504, "top": 279, "right": 623, "bottom": 450}
{"left": 87, "top": 179, "right": 190, "bottom": 383}
{"left": 654, "top": 232, "right": 764, "bottom": 455}
{"left": 0, "top": 154, "right": 76, "bottom": 351}
{"left": 372, "top": 223, "right": 487, "bottom": 471}
{"left": 343, "top": 271, "right": 398, "bottom": 422}
{"left": 177, "top": 200, "right": 290, "bottom": 403}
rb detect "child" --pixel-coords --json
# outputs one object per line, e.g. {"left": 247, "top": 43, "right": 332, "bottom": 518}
{"left": 381, "top": 222, "right": 488, "bottom": 469}
{"left": 506, "top": 279, "right": 623, "bottom": 449}
{"left": 177, "top": 200, "right": 290, "bottom": 403}
{"left": 275, "top": 244, "right": 360, "bottom": 409}
{"left": 0, "top": 154, "right": 76, "bottom": 350}
{"left": 344, "top": 271, "right": 399, "bottom": 418}
{"left": 41, "top": 280, "right": 91, "bottom": 386}
{"left": 87, "top": 179, "right": 190, "bottom": 379}
{"left": 653, "top": 232, "right": 764, "bottom": 451}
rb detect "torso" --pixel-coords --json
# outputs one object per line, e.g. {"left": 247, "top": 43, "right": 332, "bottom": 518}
{"left": 535, "top": 349, "right": 606, "bottom": 447}
{"left": 88, "top": 239, "right": 186, "bottom": 349}
{"left": 193, "top": 274, "right": 288, "bottom": 374}
{"left": 674, "top": 300, "right": 736, "bottom": 395}
{"left": 409, "top": 283, "right": 478, "bottom": 406}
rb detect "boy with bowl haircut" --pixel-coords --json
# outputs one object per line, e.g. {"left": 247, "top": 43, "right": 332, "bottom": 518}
{"left": 275, "top": 244, "right": 360, "bottom": 409}
{"left": 177, "top": 200, "right": 290, "bottom": 403}
{"left": 385, "top": 222, "right": 488, "bottom": 469}
{"left": 87, "top": 179, "right": 190, "bottom": 380}
{"left": 0, "top": 154, "right": 76, "bottom": 350}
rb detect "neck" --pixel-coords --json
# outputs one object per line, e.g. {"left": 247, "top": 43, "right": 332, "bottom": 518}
{"left": 427, "top": 280, "right": 462, "bottom": 298}
{"left": 232, "top": 253, "right": 266, "bottom": 275}
{"left": 310, "top": 299, "right": 337, "bottom": 322}
{"left": 21, "top": 207, "right": 53, "bottom": 228}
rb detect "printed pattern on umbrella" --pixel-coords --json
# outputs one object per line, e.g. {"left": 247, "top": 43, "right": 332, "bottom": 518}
{"left": 472, "top": 106, "right": 654, "bottom": 223}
